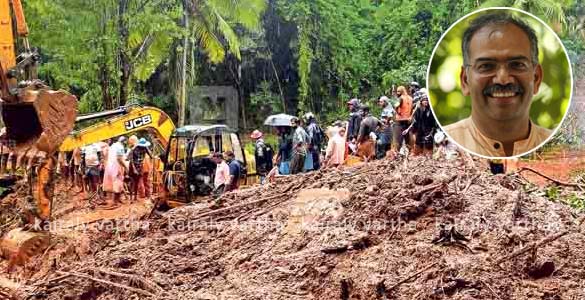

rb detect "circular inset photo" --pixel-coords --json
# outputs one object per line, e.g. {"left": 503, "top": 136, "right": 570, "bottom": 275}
{"left": 427, "top": 7, "right": 572, "bottom": 159}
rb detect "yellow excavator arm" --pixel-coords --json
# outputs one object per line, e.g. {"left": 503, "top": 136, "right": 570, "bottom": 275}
{"left": 60, "top": 105, "right": 176, "bottom": 152}
{"left": 1, "top": 0, "right": 78, "bottom": 272}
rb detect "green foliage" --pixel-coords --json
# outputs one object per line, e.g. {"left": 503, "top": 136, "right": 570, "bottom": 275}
{"left": 128, "top": 5, "right": 182, "bottom": 81}
{"left": 250, "top": 81, "right": 283, "bottom": 111}
{"left": 248, "top": 81, "right": 284, "bottom": 126}
{"left": 21, "top": 0, "right": 583, "bottom": 138}
{"left": 191, "top": 0, "right": 268, "bottom": 63}
{"left": 563, "top": 193, "right": 585, "bottom": 211}
{"left": 276, "top": 0, "right": 479, "bottom": 118}
{"left": 544, "top": 187, "right": 585, "bottom": 211}
{"left": 24, "top": 0, "right": 182, "bottom": 110}
{"left": 545, "top": 185, "right": 560, "bottom": 201}
{"left": 297, "top": 23, "right": 313, "bottom": 111}
{"left": 480, "top": 0, "right": 573, "bottom": 27}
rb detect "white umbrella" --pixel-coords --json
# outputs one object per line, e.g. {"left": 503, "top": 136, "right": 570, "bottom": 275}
{"left": 264, "top": 113, "right": 296, "bottom": 127}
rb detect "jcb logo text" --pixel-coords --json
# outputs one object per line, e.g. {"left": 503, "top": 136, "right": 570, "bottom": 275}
{"left": 125, "top": 115, "right": 152, "bottom": 130}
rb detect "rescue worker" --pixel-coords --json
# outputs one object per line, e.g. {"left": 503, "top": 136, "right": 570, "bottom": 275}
{"left": 410, "top": 81, "right": 422, "bottom": 106}
{"left": 324, "top": 126, "right": 347, "bottom": 168}
{"left": 290, "top": 117, "right": 309, "bottom": 174}
{"left": 304, "top": 112, "right": 324, "bottom": 171}
{"left": 212, "top": 152, "right": 230, "bottom": 198}
{"left": 402, "top": 92, "right": 437, "bottom": 157}
{"left": 275, "top": 126, "right": 293, "bottom": 175}
{"left": 376, "top": 110, "right": 393, "bottom": 159}
{"left": 224, "top": 151, "right": 242, "bottom": 192}
{"left": 434, "top": 131, "right": 474, "bottom": 166}
{"left": 83, "top": 143, "right": 103, "bottom": 200}
{"left": 356, "top": 105, "right": 380, "bottom": 162}
{"left": 71, "top": 147, "right": 84, "bottom": 192}
{"left": 57, "top": 151, "right": 69, "bottom": 181}
{"left": 128, "top": 138, "right": 152, "bottom": 201}
{"left": 393, "top": 86, "right": 413, "bottom": 152}
{"left": 103, "top": 136, "right": 128, "bottom": 206}
{"left": 347, "top": 98, "right": 363, "bottom": 145}
{"left": 378, "top": 96, "right": 395, "bottom": 120}
{"left": 250, "top": 130, "right": 274, "bottom": 184}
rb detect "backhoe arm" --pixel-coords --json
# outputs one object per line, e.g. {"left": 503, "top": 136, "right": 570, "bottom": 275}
{"left": 60, "top": 106, "right": 176, "bottom": 152}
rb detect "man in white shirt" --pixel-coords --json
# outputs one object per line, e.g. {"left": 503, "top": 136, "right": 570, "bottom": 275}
{"left": 212, "top": 152, "right": 230, "bottom": 199}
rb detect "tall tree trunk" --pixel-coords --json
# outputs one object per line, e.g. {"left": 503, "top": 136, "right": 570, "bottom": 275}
{"left": 268, "top": 49, "right": 286, "bottom": 112}
{"left": 237, "top": 62, "right": 246, "bottom": 130}
{"left": 99, "top": 65, "right": 113, "bottom": 109}
{"left": 178, "top": 0, "right": 189, "bottom": 127}
{"left": 99, "top": 5, "right": 113, "bottom": 110}
{"left": 117, "top": 0, "right": 130, "bottom": 106}
{"left": 228, "top": 56, "right": 246, "bottom": 130}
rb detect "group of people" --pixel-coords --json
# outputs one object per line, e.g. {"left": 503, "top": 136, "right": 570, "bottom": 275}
{"left": 346, "top": 82, "right": 440, "bottom": 161}
{"left": 250, "top": 113, "right": 325, "bottom": 181}
{"left": 210, "top": 150, "right": 243, "bottom": 198}
{"left": 57, "top": 135, "right": 154, "bottom": 207}
{"left": 250, "top": 81, "right": 472, "bottom": 181}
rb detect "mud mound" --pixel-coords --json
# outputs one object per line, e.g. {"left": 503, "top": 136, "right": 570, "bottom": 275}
{"left": 10, "top": 157, "right": 585, "bottom": 299}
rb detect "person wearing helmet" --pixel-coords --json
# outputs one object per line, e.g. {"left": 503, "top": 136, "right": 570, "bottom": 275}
{"left": 304, "top": 112, "right": 324, "bottom": 171}
{"left": 347, "top": 98, "right": 363, "bottom": 144}
{"left": 250, "top": 130, "right": 274, "bottom": 184}
{"left": 412, "top": 87, "right": 427, "bottom": 110}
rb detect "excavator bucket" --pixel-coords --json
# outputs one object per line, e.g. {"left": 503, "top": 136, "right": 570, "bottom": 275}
{"left": 1, "top": 83, "right": 77, "bottom": 153}
{"left": 1, "top": 228, "right": 50, "bottom": 270}
{"left": 0, "top": 83, "right": 77, "bottom": 266}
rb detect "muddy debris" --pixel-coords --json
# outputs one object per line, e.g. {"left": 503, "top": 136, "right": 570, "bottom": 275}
{"left": 1, "top": 156, "right": 584, "bottom": 299}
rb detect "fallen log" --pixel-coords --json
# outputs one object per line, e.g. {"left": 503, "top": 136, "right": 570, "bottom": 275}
{"left": 518, "top": 167, "right": 583, "bottom": 188}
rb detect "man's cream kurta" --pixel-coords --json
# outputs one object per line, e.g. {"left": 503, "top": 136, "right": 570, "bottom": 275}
{"left": 444, "top": 117, "right": 551, "bottom": 157}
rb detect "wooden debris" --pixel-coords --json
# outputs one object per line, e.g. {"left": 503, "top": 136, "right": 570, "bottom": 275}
{"left": 518, "top": 167, "right": 584, "bottom": 188}
{"left": 55, "top": 271, "right": 156, "bottom": 297}
{"left": 388, "top": 262, "right": 439, "bottom": 291}
{"left": 9, "top": 155, "right": 585, "bottom": 300}
{"left": 495, "top": 217, "right": 584, "bottom": 265}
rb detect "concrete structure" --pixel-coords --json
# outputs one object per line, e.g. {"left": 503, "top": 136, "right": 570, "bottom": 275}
{"left": 189, "top": 86, "right": 239, "bottom": 130}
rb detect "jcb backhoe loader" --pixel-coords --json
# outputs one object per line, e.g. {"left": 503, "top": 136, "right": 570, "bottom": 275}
{"left": 0, "top": 0, "right": 77, "bottom": 269}
{"left": 60, "top": 105, "right": 175, "bottom": 153}
{"left": 59, "top": 105, "right": 257, "bottom": 207}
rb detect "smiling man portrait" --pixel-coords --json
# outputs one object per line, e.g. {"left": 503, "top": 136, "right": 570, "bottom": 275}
{"left": 443, "top": 11, "right": 552, "bottom": 157}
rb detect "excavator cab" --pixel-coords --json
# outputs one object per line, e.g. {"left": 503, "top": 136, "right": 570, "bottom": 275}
{"left": 161, "top": 125, "right": 248, "bottom": 206}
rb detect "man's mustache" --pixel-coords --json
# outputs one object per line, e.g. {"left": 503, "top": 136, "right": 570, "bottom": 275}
{"left": 482, "top": 84, "right": 524, "bottom": 96}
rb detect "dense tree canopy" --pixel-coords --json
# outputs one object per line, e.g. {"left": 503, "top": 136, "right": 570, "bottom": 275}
{"left": 22, "top": 0, "right": 584, "bottom": 137}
